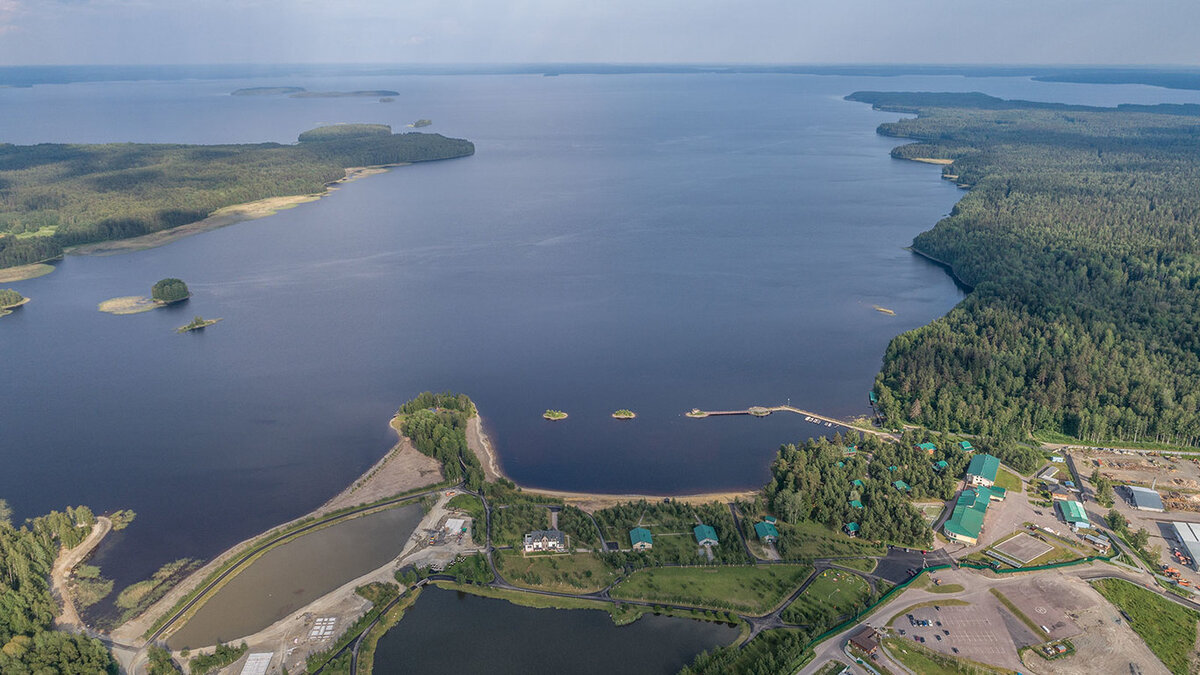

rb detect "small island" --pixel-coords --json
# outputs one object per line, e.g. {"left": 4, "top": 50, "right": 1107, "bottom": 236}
{"left": 99, "top": 278, "right": 190, "bottom": 315}
{"left": 686, "top": 408, "right": 709, "bottom": 418}
{"left": 408, "top": 119, "right": 433, "bottom": 128}
{"left": 612, "top": 409, "right": 636, "bottom": 419}
{"left": 873, "top": 305, "right": 896, "bottom": 316}
{"left": 0, "top": 288, "right": 29, "bottom": 317}
{"left": 231, "top": 87, "right": 306, "bottom": 96}
{"left": 543, "top": 410, "right": 568, "bottom": 421}
{"left": 177, "top": 315, "right": 221, "bottom": 333}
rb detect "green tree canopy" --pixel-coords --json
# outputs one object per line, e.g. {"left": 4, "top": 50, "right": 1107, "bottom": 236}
{"left": 151, "top": 278, "right": 189, "bottom": 303}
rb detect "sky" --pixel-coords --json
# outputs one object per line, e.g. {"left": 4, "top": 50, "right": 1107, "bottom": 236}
{"left": 1, "top": 0, "right": 1198, "bottom": 66}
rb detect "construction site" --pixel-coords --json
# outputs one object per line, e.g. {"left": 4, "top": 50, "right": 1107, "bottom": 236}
{"left": 1071, "top": 448, "right": 1200, "bottom": 513}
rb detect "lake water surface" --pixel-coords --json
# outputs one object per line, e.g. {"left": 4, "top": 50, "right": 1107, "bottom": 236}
{"left": 371, "top": 587, "right": 738, "bottom": 674}
{"left": 2, "top": 70, "right": 1197, "bottom": 593}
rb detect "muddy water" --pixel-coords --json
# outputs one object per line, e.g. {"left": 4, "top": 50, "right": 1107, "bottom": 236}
{"left": 167, "top": 504, "right": 423, "bottom": 649}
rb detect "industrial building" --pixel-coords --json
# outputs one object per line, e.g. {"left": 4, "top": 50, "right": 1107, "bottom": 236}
{"left": 1058, "top": 500, "right": 1091, "bottom": 530}
{"left": 1127, "top": 485, "right": 1166, "bottom": 512}
{"left": 1171, "top": 522, "right": 1200, "bottom": 570}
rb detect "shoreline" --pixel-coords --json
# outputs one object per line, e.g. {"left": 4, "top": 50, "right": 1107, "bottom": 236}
{"left": 0, "top": 262, "right": 56, "bottom": 283}
{"left": 465, "top": 413, "right": 758, "bottom": 510}
{"left": 52, "top": 516, "right": 112, "bottom": 630}
{"left": 63, "top": 162, "right": 409, "bottom": 258}
{"left": 907, "top": 246, "right": 975, "bottom": 292}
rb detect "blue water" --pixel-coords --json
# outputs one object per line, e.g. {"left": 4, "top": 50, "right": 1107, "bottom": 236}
{"left": 3, "top": 69, "right": 1197, "bottom": 594}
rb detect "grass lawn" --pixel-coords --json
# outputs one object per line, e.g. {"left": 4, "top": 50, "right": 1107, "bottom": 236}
{"left": 909, "top": 575, "right": 963, "bottom": 594}
{"left": 781, "top": 569, "right": 872, "bottom": 626}
{"left": 916, "top": 503, "right": 946, "bottom": 526}
{"left": 835, "top": 558, "right": 878, "bottom": 573}
{"left": 1092, "top": 578, "right": 1200, "bottom": 675}
{"left": 777, "top": 521, "right": 886, "bottom": 559}
{"left": 883, "top": 637, "right": 1013, "bottom": 675}
{"left": 995, "top": 469, "right": 1023, "bottom": 493}
{"left": 446, "top": 493, "right": 486, "bottom": 536}
{"left": 611, "top": 564, "right": 812, "bottom": 615}
{"left": 496, "top": 550, "right": 618, "bottom": 593}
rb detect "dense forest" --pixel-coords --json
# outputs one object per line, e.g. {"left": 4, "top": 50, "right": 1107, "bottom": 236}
{"left": 764, "top": 433, "right": 934, "bottom": 548}
{"left": 0, "top": 501, "right": 117, "bottom": 673}
{"left": 0, "top": 125, "right": 474, "bottom": 268}
{"left": 397, "top": 392, "right": 485, "bottom": 491}
{"left": 848, "top": 92, "right": 1200, "bottom": 447}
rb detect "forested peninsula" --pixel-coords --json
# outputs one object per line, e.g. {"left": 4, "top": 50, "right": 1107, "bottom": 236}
{"left": 0, "top": 124, "right": 474, "bottom": 270}
{"left": 848, "top": 92, "right": 1200, "bottom": 448}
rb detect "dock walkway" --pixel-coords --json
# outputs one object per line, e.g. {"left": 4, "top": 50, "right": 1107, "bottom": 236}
{"left": 686, "top": 405, "right": 898, "bottom": 441}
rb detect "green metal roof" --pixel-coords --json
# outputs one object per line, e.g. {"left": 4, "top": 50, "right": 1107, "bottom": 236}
{"left": 893, "top": 480, "right": 911, "bottom": 491}
{"left": 966, "top": 453, "right": 1000, "bottom": 482}
{"left": 888, "top": 465, "right": 898, "bottom": 472}
{"left": 917, "top": 442, "right": 937, "bottom": 451}
{"left": 837, "top": 461, "right": 845, "bottom": 468}
{"left": 850, "top": 500, "right": 864, "bottom": 509}
{"left": 934, "top": 460, "right": 949, "bottom": 470}
{"left": 629, "top": 527, "right": 653, "bottom": 546}
{"left": 754, "top": 522, "right": 779, "bottom": 540}
{"left": 943, "top": 486, "right": 1000, "bottom": 540}
{"left": 959, "top": 441, "right": 974, "bottom": 451}
{"left": 764, "top": 515, "right": 777, "bottom": 524}
{"left": 846, "top": 522, "right": 860, "bottom": 532}
{"left": 1059, "top": 500, "right": 1090, "bottom": 525}
{"left": 845, "top": 445, "right": 857, "bottom": 454}
{"left": 694, "top": 524, "right": 718, "bottom": 544}
{"left": 852, "top": 479, "right": 864, "bottom": 487}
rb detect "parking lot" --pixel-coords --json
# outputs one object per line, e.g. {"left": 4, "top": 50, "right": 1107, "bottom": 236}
{"left": 899, "top": 602, "right": 1028, "bottom": 671}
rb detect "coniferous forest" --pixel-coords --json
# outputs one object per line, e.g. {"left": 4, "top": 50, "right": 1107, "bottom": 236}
{"left": 0, "top": 125, "right": 474, "bottom": 269}
{"left": 848, "top": 92, "right": 1200, "bottom": 447}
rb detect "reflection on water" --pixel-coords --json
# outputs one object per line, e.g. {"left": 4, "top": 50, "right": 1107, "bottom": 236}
{"left": 372, "top": 587, "right": 738, "bottom": 674}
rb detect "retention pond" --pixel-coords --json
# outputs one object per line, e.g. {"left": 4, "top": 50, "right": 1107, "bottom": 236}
{"left": 167, "top": 504, "right": 423, "bottom": 649}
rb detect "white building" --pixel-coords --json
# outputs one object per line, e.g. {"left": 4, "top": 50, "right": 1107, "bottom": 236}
{"left": 523, "top": 529, "right": 566, "bottom": 552}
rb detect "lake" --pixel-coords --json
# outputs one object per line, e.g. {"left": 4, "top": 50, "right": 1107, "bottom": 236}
{"left": 371, "top": 587, "right": 739, "bottom": 674}
{"left": 2, "top": 69, "right": 1197, "bottom": 595}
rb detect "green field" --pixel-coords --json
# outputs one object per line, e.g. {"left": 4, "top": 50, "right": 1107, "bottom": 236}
{"left": 781, "top": 569, "right": 872, "bottom": 627}
{"left": 611, "top": 564, "right": 812, "bottom": 615}
{"left": 1092, "top": 578, "right": 1200, "bottom": 674}
{"left": 775, "top": 521, "right": 886, "bottom": 559}
{"left": 495, "top": 550, "right": 618, "bottom": 593}
{"left": 995, "top": 469, "right": 1023, "bottom": 493}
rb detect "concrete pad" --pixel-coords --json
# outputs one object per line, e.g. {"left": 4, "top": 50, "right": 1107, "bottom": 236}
{"left": 994, "top": 533, "right": 1054, "bottom": 564}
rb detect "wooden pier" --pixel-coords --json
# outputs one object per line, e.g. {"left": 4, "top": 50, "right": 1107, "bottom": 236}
{"left": 685, "top": 405, "right": 898, "bottom": 441}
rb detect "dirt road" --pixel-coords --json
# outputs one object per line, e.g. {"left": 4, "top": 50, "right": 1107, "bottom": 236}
{"left": 52, "top": 516, "right": 112, "bottom": 629}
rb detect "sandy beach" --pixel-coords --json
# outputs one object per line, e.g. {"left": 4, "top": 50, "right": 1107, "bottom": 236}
{"left": 465, "top": 414, "right": 758, "bottom": 511}
{"left": 67, "top": 163, "right": 409, "bottom": 257}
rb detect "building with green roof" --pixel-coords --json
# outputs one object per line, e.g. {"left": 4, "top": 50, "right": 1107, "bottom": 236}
{"left": 764, "top": 515, "right": 777, "bottom": 524}
{"left": 917, "top": 442, "right": 937, "bottom": 454}
{"left": 934, "top": 460, "right": 949, "bottom": 471}
{"left": 629, "top": 527, "right": 653, "bottom": 550}
{"left": 836, "top": 461, "right": 845, "bottom": 468}
{"left": 893, "top": 480, "right": 911, "bottom": 491}
{"left": 850, "top": 499, "right": 864, "bottom": 509}
{"left": 694, "top": 524, "right": 718, "bottom": 546}
{"left": 852, "top": 479, "right": 864, "bottom": 488}
{"left": 887, "top": 465, "right": 898, "bottom": 472}
{"left": 942, "top": 485, "right": 1006, "bottom": 545}
{"left": 966, "top": 453, "right": 1000, "bottom": 487}
{"left": 1058, "top": 500, "right": 1091, "bottom": 529}
{"left": 754, "top": 521, "right": 779, "bottom": 543}
{"left": 845, "top": 522, "right": 860, "bottom": 537}
{"left": 959, "top": 440, "right": 974, "bottom": 452}
{"left": 845, "top": 445, "right": 858, "bottom": 455}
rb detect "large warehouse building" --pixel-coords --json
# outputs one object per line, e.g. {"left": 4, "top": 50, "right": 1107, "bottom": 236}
{"left": 1127, "top": 485, "right": 1166, "bottom": 512}
{"left": 1171, "top": 522, "right": 1200, "bottom": 570}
